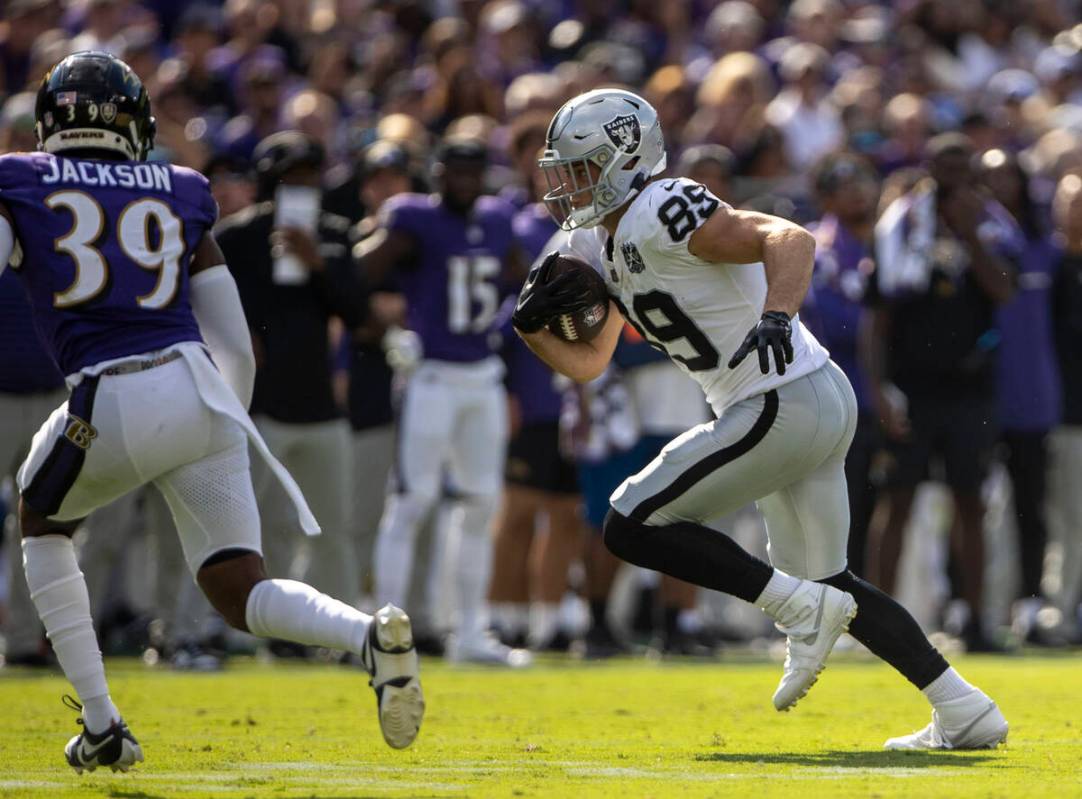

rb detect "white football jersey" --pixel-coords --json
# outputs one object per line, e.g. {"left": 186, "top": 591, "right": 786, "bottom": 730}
{"left": 551, "top": 177, "right": 829, "bottom": 416}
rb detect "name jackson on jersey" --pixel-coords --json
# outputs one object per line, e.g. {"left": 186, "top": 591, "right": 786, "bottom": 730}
{"left": 39, "top": 157, "right": 174, "bottom": 192}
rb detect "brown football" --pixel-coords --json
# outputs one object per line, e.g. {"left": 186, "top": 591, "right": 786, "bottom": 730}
{"left": 544, "top": 254, "right": 611, "bottom": 343}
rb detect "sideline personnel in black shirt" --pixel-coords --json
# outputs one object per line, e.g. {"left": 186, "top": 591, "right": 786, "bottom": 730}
{"left": 216, "top": 131, "right": 363, "bottom": 610}
{"left": 862, "top": 134, "right": 1018, "bottom": 652}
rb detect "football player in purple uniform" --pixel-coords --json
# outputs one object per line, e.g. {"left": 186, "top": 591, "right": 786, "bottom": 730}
{"left": 358, "top": 137, "right": 530, "bottom": 665}
{"left": 1, "top": 52, "right": 424, "bottom": 772}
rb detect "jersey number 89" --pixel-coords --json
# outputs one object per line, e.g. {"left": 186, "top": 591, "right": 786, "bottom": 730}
{"left": 46, "top": 189, "right": 185, "bottom": 310}
{"left": 656, "top": 183, "right": 719, "bottom": 243}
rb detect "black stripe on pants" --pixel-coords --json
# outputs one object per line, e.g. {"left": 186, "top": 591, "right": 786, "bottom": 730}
{"left": 629, "top": 390, "right": 778, "bottom": 523}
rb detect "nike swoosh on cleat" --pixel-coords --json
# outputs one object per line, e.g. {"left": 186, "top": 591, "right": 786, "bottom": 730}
{"left": 800, "top": 588, "right": 828, "bottom": 645}
{"left": 76, "top": 737, "right": 112, "bottom": 762}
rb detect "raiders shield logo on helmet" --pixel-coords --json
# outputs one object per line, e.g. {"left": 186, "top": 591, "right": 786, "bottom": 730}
{"left": 603, "top": 114, "right": 641, "bottom": 154}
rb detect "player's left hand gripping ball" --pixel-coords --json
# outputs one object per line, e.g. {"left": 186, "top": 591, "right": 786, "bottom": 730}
{"left": 512, "top": 251, "right": 596, "bottom": 334}
{"left": 728, "top": 311, "right": 794, "bottom": 376}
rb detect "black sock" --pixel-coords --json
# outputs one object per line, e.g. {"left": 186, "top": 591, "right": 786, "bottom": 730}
{"left": 603, "top": 509, "right": 773, "bottom": 604}
{"left": 821, "top": 569, "right": 949, "bottom": 689}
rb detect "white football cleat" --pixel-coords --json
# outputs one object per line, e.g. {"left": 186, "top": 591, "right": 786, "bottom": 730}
{"left": 885, "top": 691, "right": 1008, "bottom": 750}
{"left": 772, "top": 582, "right": 858, "bottom": 711}
{"left": 62, "top": 697, "right": 144, "bottom": 774}
{"left": 360, "top": 604, "right": 425, "bottom": 749}
{"left": 447, "top": 632, "right": 533, "bottom": 668}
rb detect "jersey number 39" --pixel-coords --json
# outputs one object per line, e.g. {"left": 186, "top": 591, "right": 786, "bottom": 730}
{"left": 47, "top": 189, "right": 185, "bottom": 310}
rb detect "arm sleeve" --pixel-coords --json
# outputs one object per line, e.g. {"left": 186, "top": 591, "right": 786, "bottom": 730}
{"left": 190, "top": 264, "right": 257, "bottom": 409}
{"left": 0, "top": 215, "right": 13, "bottom": 278}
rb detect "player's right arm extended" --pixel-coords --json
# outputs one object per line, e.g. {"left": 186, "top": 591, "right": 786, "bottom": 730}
{"left": 189, "top": 234, "right": 257, "bottom": 408}
{"left": 517, "top": 302, "right": 624, "bottom": 383}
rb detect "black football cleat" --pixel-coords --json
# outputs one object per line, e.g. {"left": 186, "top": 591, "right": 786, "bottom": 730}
{"left": 359, "top": 605, "right": 425, "bottom": 749}
{"left": 62, "top": 696, "right": 144, "bottom": 774}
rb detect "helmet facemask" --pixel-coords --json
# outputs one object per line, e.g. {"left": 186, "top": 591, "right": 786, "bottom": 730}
{"left": 540, "top": 145, "right": 624, "bottom": 230}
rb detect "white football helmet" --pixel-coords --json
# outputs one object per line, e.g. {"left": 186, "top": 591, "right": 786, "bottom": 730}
{"left": 540, "top": 88, "right": 667, "bottom": 230}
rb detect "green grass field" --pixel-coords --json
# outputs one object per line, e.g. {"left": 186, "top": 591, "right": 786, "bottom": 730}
{"left": 1, "top": 653, "right": 1079, "bottom": 798}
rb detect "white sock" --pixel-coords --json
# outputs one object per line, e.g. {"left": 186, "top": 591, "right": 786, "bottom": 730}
{"left": 528, "top": 602, "right": 559, "bottom": 648}
{"left": 922, "top": 667, "right": 977, "bottom": 706}
{"left": 245, "top": 579, "right": 372, "bottom": 654}
{"left": 755, "top": 569, "right": 803, "bottom": 618}
{"left": 22, "top": 535, "right": 120, "bottom": 733}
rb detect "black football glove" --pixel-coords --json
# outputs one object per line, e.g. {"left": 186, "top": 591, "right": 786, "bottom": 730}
{"left": 727, "top": 311, "right": 794, "bottom": 376}
{"left": 511, "top": 251, "right": 596, "bottom": 334}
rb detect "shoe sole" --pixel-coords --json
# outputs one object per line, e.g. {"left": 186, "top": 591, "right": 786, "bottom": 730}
{"left": 884, "top": 722, "right": 1009, "bottom": 751}
{"left": 372, "top": 606, "right": 425, "bottom": 750}
{"left": 775, "top": 594, "right": 858, "bottom": 712}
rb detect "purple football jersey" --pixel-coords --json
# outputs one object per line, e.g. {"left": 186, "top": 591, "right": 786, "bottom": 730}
{"left": 382, "top": 193, "right": 516, "bottom": 362}
{"left": 0, "top": 153, "right": 216, "bottom": 375}
{"left": 512, "top": 202, "right": 558, "bottom": 263}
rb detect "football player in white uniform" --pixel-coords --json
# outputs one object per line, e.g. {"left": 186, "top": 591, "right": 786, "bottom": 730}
{"left": 511, "top": 88, "right": 1007, "bottom": 750}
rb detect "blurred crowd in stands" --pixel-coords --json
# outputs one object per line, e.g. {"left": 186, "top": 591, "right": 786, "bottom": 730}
{"left": 2, "top": 0, "right": 1082, "bottom": 668}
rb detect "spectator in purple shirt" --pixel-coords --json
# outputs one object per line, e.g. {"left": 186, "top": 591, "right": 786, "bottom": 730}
{"left": 977, "top": 148, "right": 1063, "bottom": 643}
{"left": 802, "top": 152, "right": 881, "bottom": 578}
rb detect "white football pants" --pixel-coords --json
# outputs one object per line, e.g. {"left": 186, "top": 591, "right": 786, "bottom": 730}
{"left": 611, "top": 361, "right": 858, "bottom": 581}
{"left": 373, "top": 358, "right": 508, "bottom": 639}
{"left": 17, "top": 355, "right": 264, "bottom": 575}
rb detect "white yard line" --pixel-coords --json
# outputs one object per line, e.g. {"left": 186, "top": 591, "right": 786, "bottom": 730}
{"left": 0, "top": 759, "right": 972, "bottom": 795}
